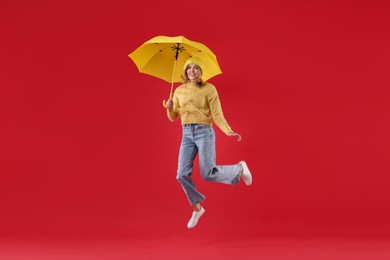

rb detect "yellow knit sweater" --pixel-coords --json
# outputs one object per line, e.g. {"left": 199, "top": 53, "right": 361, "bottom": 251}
{"left": 167, "top": 82, "right": 232, "bottom": 135}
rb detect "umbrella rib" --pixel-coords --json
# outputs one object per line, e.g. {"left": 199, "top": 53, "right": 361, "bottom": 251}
{"left": 171, "top": 43, "right": 185, "bottom": 60}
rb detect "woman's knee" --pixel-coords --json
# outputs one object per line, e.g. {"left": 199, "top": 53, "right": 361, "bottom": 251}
{"left": 200, "top": 168, "right": 215, "bottom": 181}
{"left": 177, "top": 169, "right": 191, "bottom": 182}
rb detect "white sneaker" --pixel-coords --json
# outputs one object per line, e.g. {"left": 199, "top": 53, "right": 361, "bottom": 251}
{"left": 239, "top": 161, "right": 252, "bottom": 186}
{"left": 187, "top": 206, "right": 205, "bottom": 229}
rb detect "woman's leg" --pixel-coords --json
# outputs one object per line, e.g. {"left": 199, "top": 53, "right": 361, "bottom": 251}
{"left": 177, "top": 127, "right": 206, "bottom": 206}
{"left": 196, "top": 126, "right": 241, "bottom": 184}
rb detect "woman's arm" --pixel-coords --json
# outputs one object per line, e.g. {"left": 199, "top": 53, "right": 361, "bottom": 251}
{"left": 208, "top": 86, "right": 242, "bottom": 141}
{"left": 228, "top": 131, "right": 242, "bottom": 142}
{"left": 166, "top": 99, "right": 179, "bottom": 121}
{"left": 208, "top": 87, "right": 232, "bottom": 135}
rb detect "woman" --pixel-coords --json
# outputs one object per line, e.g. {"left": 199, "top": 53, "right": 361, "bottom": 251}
{"left": 166, "top": 57, "right": 252, "bottom": 229}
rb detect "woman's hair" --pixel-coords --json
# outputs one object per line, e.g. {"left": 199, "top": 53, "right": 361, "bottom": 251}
{"left": 181, "top": 64, "right": 205, "bottom": 87}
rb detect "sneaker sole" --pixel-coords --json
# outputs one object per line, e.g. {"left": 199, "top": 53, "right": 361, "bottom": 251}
{"left": 239, "top": 161, "right": 252, "bottom": 186}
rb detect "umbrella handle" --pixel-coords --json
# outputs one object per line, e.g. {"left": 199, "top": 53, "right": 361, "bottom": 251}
{"left": 162, "top": 84, "right": 174, "bottom": 108}
{"left": 162, "top": 93, "right": 172, "bottom": 108}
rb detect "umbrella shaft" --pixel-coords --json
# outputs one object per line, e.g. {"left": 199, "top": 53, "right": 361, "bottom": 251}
{"left": 170, "top": 58, "right": 177, "bottom": 99}
{"left": 174, "top": 43, "right": 180, "bottom": 60}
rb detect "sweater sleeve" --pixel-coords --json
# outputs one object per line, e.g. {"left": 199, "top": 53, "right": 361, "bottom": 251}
{"left": 208, "top": 86, "right": 232, "bottom": 135}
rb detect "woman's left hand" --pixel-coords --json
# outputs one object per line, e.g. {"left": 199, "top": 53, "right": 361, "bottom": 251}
{"left": 228, "top": 132, "right": 242, "bottom": 142}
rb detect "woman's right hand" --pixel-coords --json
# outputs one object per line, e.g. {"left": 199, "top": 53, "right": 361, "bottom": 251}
{"left": 166, "top": 99, "right": 173, "bottom": 111}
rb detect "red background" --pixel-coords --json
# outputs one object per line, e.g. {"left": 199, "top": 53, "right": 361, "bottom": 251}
{"left": 1, "top": 0, "right": 390, "bottom": 258}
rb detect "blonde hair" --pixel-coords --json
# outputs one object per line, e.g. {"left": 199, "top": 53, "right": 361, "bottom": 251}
{"left": 181, "top": 64, "right": 205, "bottom": 87}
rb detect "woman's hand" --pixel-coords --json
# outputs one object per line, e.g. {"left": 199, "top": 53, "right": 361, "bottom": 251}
{"left": 228, "top": 132, "right": 242, "bottom": 142}
{"left": 166, "top": 99, "right": 173, "bottom": 111}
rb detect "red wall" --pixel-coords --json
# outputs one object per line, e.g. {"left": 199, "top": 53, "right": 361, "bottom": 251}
{"left": 1, "top": 0, "right": 389, "bottom": 237}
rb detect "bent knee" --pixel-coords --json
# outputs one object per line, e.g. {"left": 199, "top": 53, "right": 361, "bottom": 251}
{"left": 201, "top": 168, "right": 215, "bottom": 181}
{"left": 176, "top": 170, "right": 191, "bottom": 182}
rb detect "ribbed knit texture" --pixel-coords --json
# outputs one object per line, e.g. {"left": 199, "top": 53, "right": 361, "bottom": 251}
{"left": 168, "top": 82, "right": 232, "bottom": 135}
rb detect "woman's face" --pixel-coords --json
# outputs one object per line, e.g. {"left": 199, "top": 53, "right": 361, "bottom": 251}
{"left": 186, "top": 64, "right": 202, "bottom": 82}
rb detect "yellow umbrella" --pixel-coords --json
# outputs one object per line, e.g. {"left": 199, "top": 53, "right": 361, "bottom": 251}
{"left": 128, "top": 35, "right": 222, "bottom": 107}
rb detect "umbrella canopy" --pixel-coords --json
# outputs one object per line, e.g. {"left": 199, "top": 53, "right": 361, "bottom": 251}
{"left": 128, "top": 35, "right": 222, "bottom": 84}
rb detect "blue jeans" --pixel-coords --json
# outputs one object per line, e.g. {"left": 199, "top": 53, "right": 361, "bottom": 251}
{"left": 177, "top": 124, "right": 241, "bottom": 206}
